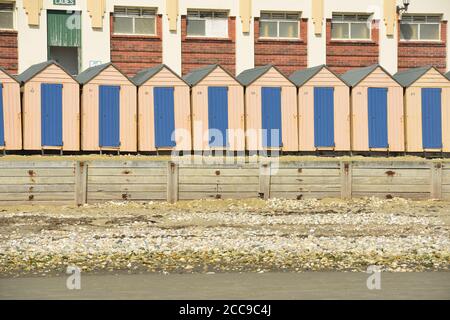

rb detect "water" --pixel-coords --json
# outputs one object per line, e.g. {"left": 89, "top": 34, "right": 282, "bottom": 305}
{"left": 1, "top": 272, "right": 449, "bottom": 300}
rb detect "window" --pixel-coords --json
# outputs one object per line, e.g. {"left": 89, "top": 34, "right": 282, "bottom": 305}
{"left": 113, "top": 7, "right": 156, "bottom": 35}
{"left": 331, "top": 14, "right": 371, "bottom": 40}
{"left": 400, "top": 15, "right": 441, "bottom": 41}
{"left": 0, "top": 2, "right": 14, "bottom": 30}
{"left": 260, "top": 12, "right": 300, "bottom": 39}
{"left": 187, "top": 10, "right": 228, "bottom": 38}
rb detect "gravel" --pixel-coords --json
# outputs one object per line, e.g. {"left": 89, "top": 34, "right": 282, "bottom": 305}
{"left": 0, "top": 197, "right": 449, "bottom": 276}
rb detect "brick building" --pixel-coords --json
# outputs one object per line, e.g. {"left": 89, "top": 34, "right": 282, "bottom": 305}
{"left": 0, "top": 0, "right": 449, "bottom": 77}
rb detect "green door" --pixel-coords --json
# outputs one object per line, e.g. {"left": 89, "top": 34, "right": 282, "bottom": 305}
{"left": 47, "top": 10, "right": 81, "bottom": 74}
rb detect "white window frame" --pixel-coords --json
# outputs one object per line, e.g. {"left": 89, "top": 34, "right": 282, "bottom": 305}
{"left": 400, "top": 15, "right": 442, "bottom": 42}
{"left": 186, "top": 10, "right": 229, "bottom": 38}
{"left": 259, "top": 11, "right": 301, "bottom": 40}
{"left": 0, "top": 2, "right": 15, "bottom": 31}
{"left": 113, "top": 7, "right": 157, "bottom": 36}
{"left": 331, "top": 13, "right": 372, "bottom": 41}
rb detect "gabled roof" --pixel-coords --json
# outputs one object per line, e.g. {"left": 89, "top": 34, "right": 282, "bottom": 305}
{"left": 132, "top": 64, "right": 187, "bottom": 86}
{"left": 76, "top": 62, "right": 134, "bottom": 85}
{"left": 0, "top": 67, "right": 19, "bottom": 83}
{"left": 446, "top": 71, "right": 450, "bottom": 80}
{"left": 341, "top": 64, "right": 383, "bottom": 87}
{"left": 392, "top": 66, "right": 443, "bottom": 87}
{"left": 183, "top": 64, "right": 237, "bottom": 86}
{"left": 289, "top": 65, "right": 346, "bottom": 87}
{"left": 236, "top": 65, "right": 295, "bottom": 87}
{"left": 17, "top": 60, "right": 76, "bottom": 84}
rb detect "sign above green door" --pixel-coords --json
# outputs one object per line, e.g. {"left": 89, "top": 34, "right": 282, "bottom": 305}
{"left": 53, "top": 0, "right": 76, "bottom": 5}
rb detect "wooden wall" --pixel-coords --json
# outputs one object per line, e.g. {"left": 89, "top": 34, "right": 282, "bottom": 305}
{"left": 0, "top": 159, "right": 449, "bottom": 205}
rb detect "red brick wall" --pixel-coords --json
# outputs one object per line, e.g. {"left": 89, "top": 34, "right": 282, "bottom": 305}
{"left": 110, "top": 14, "right": 163, "bottom": 76}
{"left": 181, "top": 16, "right": 236, "bottom": 76}
{"left": 398, "top": 21, "right": 447, "bottom": 72}
{"left": 0, "top": 30, "right": 18, "bottom": 75}
{"left": 254, "top": 18, "right": 307, "bottom": 76}
{"left": 326, "top": 19, "right": 379, "bottom": 75}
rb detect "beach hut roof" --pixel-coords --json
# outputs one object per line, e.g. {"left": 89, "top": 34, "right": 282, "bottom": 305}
{"left": 237, "top": 65, "right": 295, "bottom": 86}
{"left": 446, "top": 71, "right": 450, "bottom": 80}
{"left": 17, "top": 60, "right": 76, "bottom": 84}
{"left": 132, "top": 64, "right": 187, "bottom": 86}
{"left": 76, "top": 62, "right": 133, "bottom": 85}
{"left": 393, "top": 66, "right": 448, "bottom": 87}
{"left": 0, "top": 67, "right": 19, "bottom": 83}
{"left": 183, "top": 64, "right": 237, "bottom": 86}
{"left": 340, "top": 64, "right": 400, "bottom": 88}
{"left": 289, "top": 65, "right": 345, "bottom": 87}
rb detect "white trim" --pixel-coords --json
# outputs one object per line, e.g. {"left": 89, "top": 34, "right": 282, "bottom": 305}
{"left": 259, "top": 11, "right": 301, "bottom": 40}
{"left": 0, "top": 1, "right": 15, "bottom": 31}
{"left": 331, "top": 13, "right": 372, "bottom": 41}
{"left": 113, "top": 7, "right": 157, "bottom": 36}
{"left": 399, "top": 15, "right": 442, "bottom": 42}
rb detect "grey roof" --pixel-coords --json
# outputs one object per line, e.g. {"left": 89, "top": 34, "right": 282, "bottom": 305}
{"left": 0, "top": 67, "right": 19, "bottom": 83}
{"left": 17, "top": 60, "right": 75, "bottom": 84}
{"left": 340, "top": 64, "right": 380, "bottom": 87}
{"left": 236, "top": 65, "right": 273, "bottom": 86}
{"left": 289, "top": 65, "right": 346, "bottom": 87}
{"left": 132, "top": 64, "right": 187, "bottom": 86}
{"left": 76, "top": 62, "right": 133, "bottom": 85}
{"left": 182, "top": 64, "right": 221, "bottom": 86}
{"left": 392, "top": 66, "right": 438, "bottom": 87}
{"left": 446, "top": 71, "right": 450, "bottom": 80}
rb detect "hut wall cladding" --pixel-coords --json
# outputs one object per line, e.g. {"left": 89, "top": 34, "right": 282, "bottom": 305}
{"left": 22, "top": 65, "right": 80, "bottom": 151}
{"left": 245, "top": 68, "right": 298, "bottom": 151}
{"left": 138, "top": 68, "right": 191, "bottom": 152}
{"left": 81, "top": 65, "right": 137, "bottom": 152}
{"left": 351, "top": 67, "right": 405, "bottom": 152}
{"left": 404, "top": 69, "right": 450, "bottom": 152}
{"left": 0, "top": 70, "right": 21, "bottom": 150}
{"left": 297, "top": 68, "right": 350, "bottom": 151}
{"left": 191, "top": 67, "right": 245, "bottom": 151}
{"left": 0, "top": 160, "right": 449, "bottom": 204}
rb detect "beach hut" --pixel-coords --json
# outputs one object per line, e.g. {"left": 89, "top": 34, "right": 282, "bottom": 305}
{"left": 394, "top": 66, "right": 450, "bottom": 153}
{"left": 0, "top": 68, "right": 21, "bottom": 151}
{"left": 133, "top": 65, "right": 191, "bottom": 152}
{"left": 18, "top": 61, "right": 80, "bottom": 152}
{"left": 289, "top": 65, "right": 350, "bottom": 151}
{"left": 237, "top": 65, "right": 298, "bottom": 152}
{"left": 183, "top": 65, "right": 245, "bottom": 152}
{"left": 77, "top": 63, "right": 137, "bottom": 153}
{"left": 341, "top": 65, "right": 405, "bottom": 152}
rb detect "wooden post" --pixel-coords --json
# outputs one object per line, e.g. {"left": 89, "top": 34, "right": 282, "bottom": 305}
{"left": 259, "top": 162, "right": 271, "bottom": 200}
{"left": 340, "top": 161, "right": 352, "bottom": 199}
{"left": 431, "top": 162, "right": 442, "bottom": 200}
{"left": 75, "top": 161, "right": 88, "bottom": 206}
{"left": 167, "top": 161, "right": 179, "bottom": 203}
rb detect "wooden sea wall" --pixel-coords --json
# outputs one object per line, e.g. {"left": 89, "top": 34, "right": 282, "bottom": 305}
{"left": 0, "top": 160, "right": 448, "bottom": 205}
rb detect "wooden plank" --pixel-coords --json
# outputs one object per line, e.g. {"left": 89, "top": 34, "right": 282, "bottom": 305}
{"left": 88, "top": 161, "right": 168, "bottom": 168}
{"left": 352, "top": 177, "right": 430, "bottom": 185}
{"left": 88, "top": 168, "right": 167, "bottom": 176}
{"left": 0, "top": 184, "right": 75, "bottom": 193}
{"left": 259, "top": 163, "right": 271, "bottom": 200}
{"left": 179, "top": 168, "right": 259, "bottom": 177}
{"left": 270, "top": 192, "right": 341, "bottom": 199}
{"left": 352, "top": 168, "right": 431, "bottom": 177}
{"left": 88, "top": 184, "right": 166, "bottom": 192}
{"left": 178, "top": 176, "right": 260, "bottom": 184}
{"left": 167, "top": 162, "right": 179, "bottom": 204}
{"left": 351, "top": 162, "right": 430, "bottom": 169}
{"left": 75, "top": 161, "right": 88, "bottom": 206}
{"left": 270, "top": 184, "right": 341, "bottom": 192}
{"left": 179, "top": 184, "right": 259, "bottom": 192}
{"left": 0, "top": 193, "right": 76, "bottom": 201}
{"left": 270, "top": 176, "right": 341, "bottom": 184}
{"left": 0, "top": 177, "right": 75, "bottom": 184}
{"left": 340, "top": 161, "right": 352, "bottom": 199}
{"left": 178, "top": 192, "right": 258, "bottom": 200}
{"left": 276, "top": 162, "right": 341, "bottom": 168}
{"left": 87, "top": 192, "right": 166, "bottom": 201}
{"left": 352, "top": 184, "right": 430, "bottom": 193}
{"left": 0, "top": 161, "right": 75, "bottom": 168}
{"left": 431, "top": 162, "right": 442, "bottom": 200}
{"left": 272, "top": 168, "right": 341, "bottom": 176}
{"left": 352, "top": 192, "right": 429, "bottom": 199}
{"left": 87, "top": 176, "right": 167, "bottom": 184}
{"left": 0, "top": 168, "right": 75, "bottom": 177}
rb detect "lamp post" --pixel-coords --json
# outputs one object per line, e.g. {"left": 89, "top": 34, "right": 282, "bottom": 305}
{"left": 397, "top": 0, "right": 411, "bottom": 14}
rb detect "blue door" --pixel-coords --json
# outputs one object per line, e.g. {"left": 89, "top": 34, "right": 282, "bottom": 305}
{"left": 0, "top": 84, "right": 4, "bottom": 146}
{"left": 422, "top": 88, "right": 442, "bottom": 149}
{"left": 208, "top": 87, "right": 228, "bottom": 147}
{"left": 368, "top": 88, "right": 388, "bottom": 148}
{"left": 99, "top": 85, "right": 120, "bottom": 148}
{"left": 261, "top": 87, "right": 282, "bottom": 148}
{"left": 154, "top": 87, "right": 176, "bottom": 148}
{"left": 41, "top": 83, "right": 63, "bottom": 147}
{"left": 314, "top": 87, "right": 334, "bottom": 148}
